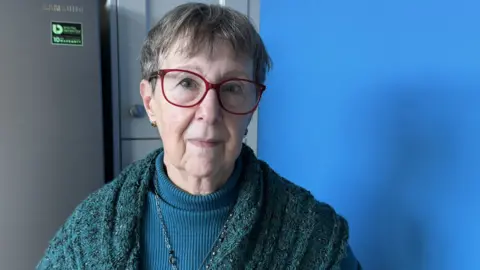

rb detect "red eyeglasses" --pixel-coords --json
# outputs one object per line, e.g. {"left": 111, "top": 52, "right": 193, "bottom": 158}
{"left": 148, "top": 69, "right": 266, "bottom": 115}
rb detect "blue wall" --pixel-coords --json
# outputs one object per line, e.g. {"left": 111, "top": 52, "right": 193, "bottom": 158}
{"left": 258, "top": 1, "right": 480, "bottom": 269}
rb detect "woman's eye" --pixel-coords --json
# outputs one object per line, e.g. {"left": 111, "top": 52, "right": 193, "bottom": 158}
{"left": 179, "top": 78, "right": 195, "bottom": 88}
{"left": 225, "top": 84, "right": 242, "bottom": 93}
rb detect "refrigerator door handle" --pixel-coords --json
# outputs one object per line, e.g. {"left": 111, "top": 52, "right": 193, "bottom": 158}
{"left": 129, "top": 104, "right": 146, "bottom": 118}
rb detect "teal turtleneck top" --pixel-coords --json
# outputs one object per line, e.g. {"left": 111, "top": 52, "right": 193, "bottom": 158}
{"left": 140, "top": 152, "right": 243, "bottom": 269}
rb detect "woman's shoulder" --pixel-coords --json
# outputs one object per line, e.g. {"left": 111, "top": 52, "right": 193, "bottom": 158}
{"left": 259, "top": 159, "right": 344, "bottom": 220}
{"left": 37, "top": 151, "right": 159, "bottom": 269}
{"left": 75, "top": 155, "right": 154, "bottom": 212}
{"left": 242, "top": 148, "right": 347, "bottom": 229}
{"left": 241, "top": 146, "right": 347, "bottom": 232}
{"left": 51, "top": 154, "right": 153, "bottom": 236}
{"left": 71, "top": 149, "right": 159, "bottom": 223}
{"left": 247, "top": 159, "right": 351, "bottom": 267}
{"left": 257, "top": 159, "right": 350, "bottom": 266}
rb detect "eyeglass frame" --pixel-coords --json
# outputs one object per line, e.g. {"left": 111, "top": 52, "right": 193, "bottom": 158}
{"left": 148, "top": 69, "right": 267, "bottom": 115}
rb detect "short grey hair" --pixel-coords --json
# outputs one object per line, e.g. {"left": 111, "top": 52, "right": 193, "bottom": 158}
{"left": 140, "top": 2, "right": 272, "bottom": 86}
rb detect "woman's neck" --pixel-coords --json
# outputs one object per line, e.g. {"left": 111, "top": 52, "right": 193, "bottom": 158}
{"left": 163, "top": 162, "right": 234, "bottom": 195}
{"left": 154, "top": 151, "right": 242, "bottom": 211}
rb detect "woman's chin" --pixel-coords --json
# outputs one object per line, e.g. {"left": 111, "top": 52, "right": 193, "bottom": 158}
{"left": 184, "top": 162, "right": 217, "bottom": 177}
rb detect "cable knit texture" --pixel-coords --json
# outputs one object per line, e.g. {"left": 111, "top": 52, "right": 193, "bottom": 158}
{"left": 37, "top": 144, "right": 350, "bottom": 269}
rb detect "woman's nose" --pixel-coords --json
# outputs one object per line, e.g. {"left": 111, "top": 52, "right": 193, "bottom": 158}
{"left": 195, "top": 89, "right": 222, "bottom": 123}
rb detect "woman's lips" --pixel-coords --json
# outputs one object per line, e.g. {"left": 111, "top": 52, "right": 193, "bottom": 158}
{"left": 188, "top": 139, "right": 221, "bottom": 148}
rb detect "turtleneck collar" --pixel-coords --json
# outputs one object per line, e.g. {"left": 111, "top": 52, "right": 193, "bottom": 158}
{"left": 154, "top": 152, "right": 242, "bottom": 212}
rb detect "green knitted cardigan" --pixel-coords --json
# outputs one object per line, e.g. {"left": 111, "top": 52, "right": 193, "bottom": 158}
{"left": 37, "top": 145, "right": 349, "bottom": 269}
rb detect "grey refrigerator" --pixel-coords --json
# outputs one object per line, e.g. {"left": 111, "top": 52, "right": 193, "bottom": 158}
{"left": 0, "top": 1, "right": 109, "bottom": 269}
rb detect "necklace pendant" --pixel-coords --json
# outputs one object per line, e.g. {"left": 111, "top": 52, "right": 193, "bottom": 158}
{"left": 169, "top": 254, "right": 177, "bottom": 265}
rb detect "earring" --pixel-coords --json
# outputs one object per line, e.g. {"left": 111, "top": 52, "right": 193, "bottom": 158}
{"left": 151, "top": 121, "right": 157, "bottom": 128}
{"left": 244, "top": 129, "right": 248, "bottom": 136}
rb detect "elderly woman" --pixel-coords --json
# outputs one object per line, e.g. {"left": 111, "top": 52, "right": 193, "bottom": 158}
{"left": 37, "top": 3, "right": 360, "bottom": 270}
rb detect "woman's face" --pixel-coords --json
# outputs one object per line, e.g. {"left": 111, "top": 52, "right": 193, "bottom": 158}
{"left": 140, "top": 40, "right": 253, "bottom": 179}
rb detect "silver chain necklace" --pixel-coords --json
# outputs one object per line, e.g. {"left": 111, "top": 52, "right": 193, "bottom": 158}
{"left": 153, "top": 175, "right": 234, "bottom": 270}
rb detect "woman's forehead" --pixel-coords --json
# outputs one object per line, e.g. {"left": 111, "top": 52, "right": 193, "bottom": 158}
{"left": 160, "top": 40, "right": 253, "bottom": 76}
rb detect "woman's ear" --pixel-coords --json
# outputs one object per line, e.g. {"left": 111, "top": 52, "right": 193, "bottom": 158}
{"left": 140, "top": 79, "right": 156, "bottom": 123}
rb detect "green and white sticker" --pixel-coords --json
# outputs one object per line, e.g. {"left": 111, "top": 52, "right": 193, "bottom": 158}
{"left": 51, "top": 21, "right": 83, "bottom": 46}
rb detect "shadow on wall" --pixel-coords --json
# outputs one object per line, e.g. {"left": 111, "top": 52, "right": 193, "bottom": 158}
{"left": 341, "top": 74, "right": 479, "bottom": 270}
